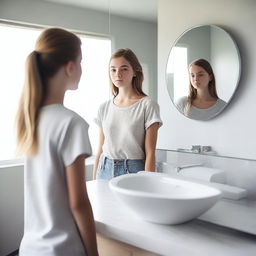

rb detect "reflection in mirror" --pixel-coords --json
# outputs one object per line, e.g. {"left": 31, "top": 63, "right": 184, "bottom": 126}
{"left": 166, "top": 25, "right": 241, "bottom": 120}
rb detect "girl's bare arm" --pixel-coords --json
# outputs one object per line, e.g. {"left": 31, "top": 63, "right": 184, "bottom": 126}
{"left": 144, "top": 123, "right": 159, "bottom": 172}
{"left": 66, "top": 155, "right": 99, "bottom": 256}
{"left": 93, "top": 128, "right": 105, "bottom": 179}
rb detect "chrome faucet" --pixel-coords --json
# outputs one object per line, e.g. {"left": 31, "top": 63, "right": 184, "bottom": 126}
{"left": 175, "top": 163, "right": 203, "bottom": 173}
{"left": 201, "top": 146, "right": 212, "bottom": 152}
{"left": 191, "top": 145, "right": 201, "bottom": 153}
{"left": 177, "top": 145, "right": 213, "bottom": 154}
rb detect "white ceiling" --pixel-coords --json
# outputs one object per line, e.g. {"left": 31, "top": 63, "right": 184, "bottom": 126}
{"left": 43, "top": 0, "right": 157, "bottom": 22}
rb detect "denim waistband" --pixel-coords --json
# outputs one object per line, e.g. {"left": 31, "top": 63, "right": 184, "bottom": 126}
{"left": 102, "top": 156, "right": 144, "bottom": 166}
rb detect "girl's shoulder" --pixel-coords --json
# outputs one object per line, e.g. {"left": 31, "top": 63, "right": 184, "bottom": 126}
{"left": 98, "top": 99, "right": 112, "bottom": 111}
{"left": 175, "top": 96, "right": 187, "bottom": 105}
{"left": 54, "top": 105, "right": 88, "bottom": 126}
{"left": 140, "top": 96, "right": 160, "bottom": 108}
{"left": 40, "top": 104, "right": 89, "bottom": 133}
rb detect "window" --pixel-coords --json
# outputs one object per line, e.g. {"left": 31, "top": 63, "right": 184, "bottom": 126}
{"left": 0, "top": 23, "right": 111, "bottom": 162}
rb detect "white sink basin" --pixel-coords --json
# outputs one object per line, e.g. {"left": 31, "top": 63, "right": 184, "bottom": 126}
{"left": 109, "top": 172, "right": 221, "bottom": 224}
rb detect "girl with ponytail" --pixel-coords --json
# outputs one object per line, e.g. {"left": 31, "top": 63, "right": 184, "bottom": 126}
{"left": 17, "top": 28, "right": 98, "bottom": 256}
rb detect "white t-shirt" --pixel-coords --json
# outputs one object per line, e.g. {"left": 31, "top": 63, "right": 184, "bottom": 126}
{"left": 95, "top": 96, "right": 162, "bottom": 159}
{"left": 175, "top": 96, "right": 227, "bottom": 120}
{"left": 19, "top": 104, "right": 92, "bottom": 256}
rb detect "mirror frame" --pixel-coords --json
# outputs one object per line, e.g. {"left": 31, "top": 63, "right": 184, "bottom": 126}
{"left": 166, "top": 24, "right": 241, "bottom": 121}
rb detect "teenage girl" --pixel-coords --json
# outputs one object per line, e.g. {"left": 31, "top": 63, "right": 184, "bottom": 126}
{"left": 16, "top": 28, "right": 98, "bottom": 256}
{"left": 93, "top": 48, "right": 162, "bottom": 180}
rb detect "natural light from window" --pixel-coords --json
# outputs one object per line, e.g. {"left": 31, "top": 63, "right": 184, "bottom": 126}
{"left": 0, "top": 24, "right": 111, "bottom": 162}
{"left": 167, "top": 46, "right": 189, "bottom": 102}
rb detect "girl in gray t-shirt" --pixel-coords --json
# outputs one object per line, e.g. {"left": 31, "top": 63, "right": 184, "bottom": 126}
{"left": 93, "top": 48, "right": 162, "bottom": 180}
{"left": 175, "top": 58, "right": 227, "bottom": 121}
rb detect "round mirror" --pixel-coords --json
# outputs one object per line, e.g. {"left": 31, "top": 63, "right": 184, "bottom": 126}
{"left": 166, "top": 25, "right": 241, "bottom": 120}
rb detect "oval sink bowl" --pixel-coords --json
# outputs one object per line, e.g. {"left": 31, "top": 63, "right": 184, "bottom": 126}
{"left": 109, "top": 172, "right": 221, "bottom": 224}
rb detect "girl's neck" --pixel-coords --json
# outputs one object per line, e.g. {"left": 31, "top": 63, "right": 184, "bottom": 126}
{"left": 196, "top": 89, "right": 215, "bottom": 102}
{"left": 114, "top": 90, "right": 145, "bottom": 107}
{"left": 42, "top": 98, "right": 63, "bottom": 106}
{"left": 115, "top": 88, "right": 142, "bottom": 100}
{"left": 42, "top": 88, "right": 65, "bottom": 106}
{"left": 42, "top": 75, "right": 66, "bottom": 106}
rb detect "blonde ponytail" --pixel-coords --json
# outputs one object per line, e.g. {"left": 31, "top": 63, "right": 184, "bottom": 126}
{"left": 16, "top": 51, "right": 43, "bottom": 156}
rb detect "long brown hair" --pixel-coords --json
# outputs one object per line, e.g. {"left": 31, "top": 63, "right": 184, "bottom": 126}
{"left": 16, "top": 28, "right": 81, "bottom": 156}
{"left": 109, "top": 48, "right": 146, "bottom": 97}
{"left": 186, "top": 58, "right": 218, "bottom": 113}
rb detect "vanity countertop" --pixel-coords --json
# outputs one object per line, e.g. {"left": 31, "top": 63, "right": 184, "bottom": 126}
{"left": 87, "top": 180, "right": 256, "bottom": 256}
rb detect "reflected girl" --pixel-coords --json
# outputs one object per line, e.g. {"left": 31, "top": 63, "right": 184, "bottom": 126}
{"left": 176, "top": 59, "right": 226, "bottom": 120}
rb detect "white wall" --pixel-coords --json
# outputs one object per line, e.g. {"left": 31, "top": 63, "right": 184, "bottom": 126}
{"left": 158, "top": 0, "right": 256, "bottom": 160}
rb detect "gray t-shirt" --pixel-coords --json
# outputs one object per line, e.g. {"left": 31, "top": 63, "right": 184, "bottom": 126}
{"left": 95, "top": 96, "right": 162, "bottom": 159}
{"left": 175, "top": 96, "right": 227, "bottom": 120}
{"left": 19, "top": 104, "right": 92, "bottom": 256}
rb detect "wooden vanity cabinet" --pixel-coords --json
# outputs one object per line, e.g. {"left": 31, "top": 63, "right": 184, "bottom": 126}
{"left": 97, "top": 234, "right": 161, "bottom": 256}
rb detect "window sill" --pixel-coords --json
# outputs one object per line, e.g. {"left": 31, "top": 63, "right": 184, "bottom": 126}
{"left": 0, "top": 156, "right": 95, "bottom": 169}
{"left": 0, "top": 158, "right": 24, "bottom": 169}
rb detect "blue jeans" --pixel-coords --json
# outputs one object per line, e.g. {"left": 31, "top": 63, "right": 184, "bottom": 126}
{"left": 96, "top": 155, "right": 145, "bottom": 180}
